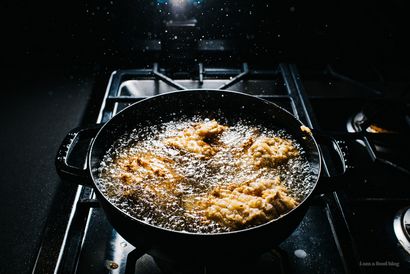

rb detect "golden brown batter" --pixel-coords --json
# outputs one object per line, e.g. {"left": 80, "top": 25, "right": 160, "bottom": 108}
{"left": 115, "top": 153, "right": 184, "bottom": 201}
{"left": 185, "top": 178, "right": 298, "bottom": 229}
{"left": 164, "top": 119, "right": 227, "bottom": 157}
{"left": 248, "top": 136, "right": 299, "bottom": 168}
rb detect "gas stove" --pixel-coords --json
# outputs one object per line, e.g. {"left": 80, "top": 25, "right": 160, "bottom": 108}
{"left": 33, "top": 63, "right": 410, "bottom": 274}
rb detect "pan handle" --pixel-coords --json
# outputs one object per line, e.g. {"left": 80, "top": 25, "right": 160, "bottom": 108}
{"left": 55, "top": 125, "right": 101, "bottom": 186}
{"left": 313, "top": 131, "right": 357, "bottom": 194}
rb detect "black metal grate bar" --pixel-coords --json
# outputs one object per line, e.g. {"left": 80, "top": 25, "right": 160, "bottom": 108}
{"left": 218, "top": 63, "right": 249, "bottom": 90}
{"left": 153, "top": 63, "right": 188, "bottom": 90}
{"left": 198, "top": 63, "right": 204, "bottom": 84}
{"left": 326, "top": 65, "right": 383, "bottom": 95}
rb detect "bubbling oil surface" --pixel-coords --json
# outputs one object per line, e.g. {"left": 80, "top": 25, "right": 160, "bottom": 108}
{"left": 96, "top": 117, "right": 316, "bottom": 233}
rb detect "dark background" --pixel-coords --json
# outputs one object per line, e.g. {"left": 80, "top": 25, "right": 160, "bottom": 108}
{"left": 1, "top": 0, "right": 409, "bottom": 273}
{"left": 2, "top": 0, "right": 410, "bottom": 66}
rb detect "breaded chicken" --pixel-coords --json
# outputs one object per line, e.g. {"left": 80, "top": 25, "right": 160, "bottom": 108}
{"left": 185, "top": 178, "right": 298, "bottom": 228}
{"left": 248, "top": 136, "right": 299, "bottom": 168}
{"left": 164, "top": 120, "right": 227, "bottom": 157}
{"left": 114, "top": 152, "right": 184, "bottom": 200}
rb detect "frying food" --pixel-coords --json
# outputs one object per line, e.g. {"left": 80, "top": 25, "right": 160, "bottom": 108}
{"left": 164, "top": 119, "right": 227, "bottom": 157}
{"left": 248, "top": 137, "right": 299, "bottom": 168}
{"left": 114, "top": 153, "right": 185, "bottom": 202}
{"left": 115, "top": 153, "right": 181, "bottom": 184}
{"left": 98, "top": 118, "right": 313, "bottom": 233}
{"left": 185, "top": 178, "right": 298, "bottom": 229}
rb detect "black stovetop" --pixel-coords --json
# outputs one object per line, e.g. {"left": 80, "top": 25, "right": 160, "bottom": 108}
{"left": 32, "top": 63, "right": 410, "bottom": 274}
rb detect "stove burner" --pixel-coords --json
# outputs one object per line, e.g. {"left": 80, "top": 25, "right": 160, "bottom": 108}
{"left": 347, "top": 101, "right": 410, "bottom": 134}
{"left": 393, "top": 207, "right": 410, "bottom": 255}
{"left": 347, "top": 101, "right": 410, "bottom": 155}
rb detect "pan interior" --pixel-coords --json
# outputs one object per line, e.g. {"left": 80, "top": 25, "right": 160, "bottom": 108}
{"left": 90, "top": 90, "right": 320, "bottom": 233}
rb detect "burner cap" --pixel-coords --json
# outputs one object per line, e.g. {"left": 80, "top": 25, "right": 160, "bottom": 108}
{"left": 393, "top": 207, "right": 410, "bottom": 255}
{"left": 348, "top": 101, "right": 410, "bottom": 134}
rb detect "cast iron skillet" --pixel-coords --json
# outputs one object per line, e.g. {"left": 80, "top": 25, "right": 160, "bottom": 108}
{"left": 56, "top": 90, "right": 351, "bottom": 263}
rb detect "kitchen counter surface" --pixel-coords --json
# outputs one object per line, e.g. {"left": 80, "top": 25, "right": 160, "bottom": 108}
{"left": 0, "top": 65, "right": 100, "bottom": 274}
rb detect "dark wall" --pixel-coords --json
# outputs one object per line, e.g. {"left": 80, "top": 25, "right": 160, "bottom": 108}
{"left": 2, "top": 0, "right": 409, "bottom": 67}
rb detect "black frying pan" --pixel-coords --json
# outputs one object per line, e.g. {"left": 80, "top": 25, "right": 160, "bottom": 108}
{"left": 56, "top": 90, "right": 350, "bottom": 262}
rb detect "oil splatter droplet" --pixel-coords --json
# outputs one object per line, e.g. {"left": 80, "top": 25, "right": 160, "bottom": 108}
{"left": 294, "top": 249, "right": 307, "bottom": 259}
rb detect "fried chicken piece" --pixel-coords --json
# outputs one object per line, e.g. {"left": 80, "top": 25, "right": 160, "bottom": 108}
{"left": 114, "top": 152, "right": 184, "bottom": 202}
{"left": 248, "top": 136, "right": 299, "bottom": 168}
{"left": 115, "top": 153, "right": 180, "bottom": 184}
{"left": 185, "top": 178, "right": 298, "bottom": 229}
{"left": 241, "top": 136, "right": 255, "bottom": 152}
{"left": 194, "top": 120, "right": 227, "bottom": 139}
{"left": 164, "top": 120, "right": 227, "bottom": 157}
{"left": 300, "top": 125, "right": 312, "bottom": 134}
